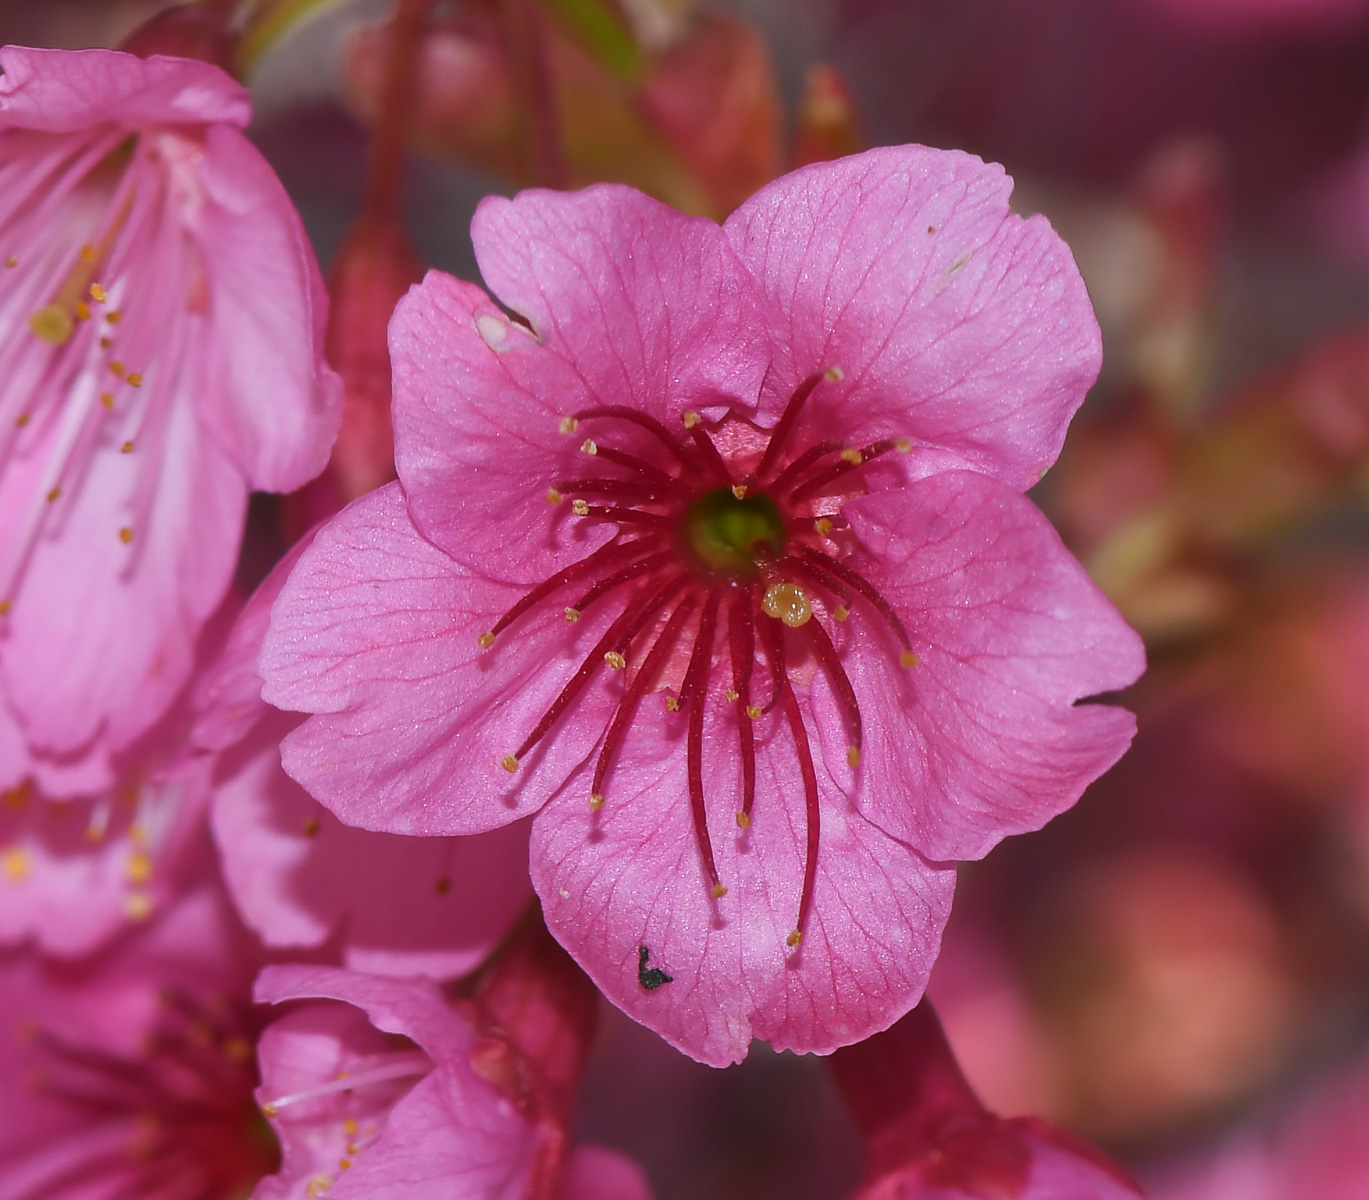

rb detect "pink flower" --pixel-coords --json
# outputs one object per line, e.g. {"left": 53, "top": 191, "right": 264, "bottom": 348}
{"left": 261, "top": 147, "right": 1144, "bottom": 1064}
{"left": 253, "top": 963, "right": 652, "bottom": 1200}
{"left": 0, "top": 46, "right": 341, "bottom": 788}
{"left": 0, "top": 879, "right": 278, "bottom": 1200}
{"left": 832, "top": 1002, "right": 1142, "bottom": 1200}
{"left": 194, "top": 533, "right": 534, "bottom": 979}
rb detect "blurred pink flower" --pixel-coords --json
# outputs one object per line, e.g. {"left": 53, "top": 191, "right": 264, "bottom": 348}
{"left": 0, "top": 46, "right": 341, "bottom": 791}
{"left": 261, "top": 147, "right": 1144, "bottom": 1064}
{"left": 833, "top": 1002, "right": 1142, "bottom": 1200}
{"left": 254, "top": 963, "right": 651, "bottom": 1200}
{"left": 0, "top": 880, "right": 278, "bottom": 1200}
{"left": 193, "top": 532, "right": 533, "bottom": 980}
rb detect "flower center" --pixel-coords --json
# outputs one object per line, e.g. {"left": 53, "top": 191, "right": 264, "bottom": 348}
{"left": 479, "top": 374, "right": 917, "bottom": 948}
{"left": 684, "top": 487, "right": 785, "bottom": 575}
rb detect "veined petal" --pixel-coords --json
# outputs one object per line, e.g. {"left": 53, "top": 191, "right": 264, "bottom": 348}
{"left": 725, "top": 145, "right": 1102, "bottom": 491}
{"left": 531, "top": 682, "right": 956, "bottom": 1067}
{"left": 811, "top": 470, "right": 1145, "bottom": 863}
{"left": 262, "top": 483, "right": 619, "bottom": 835}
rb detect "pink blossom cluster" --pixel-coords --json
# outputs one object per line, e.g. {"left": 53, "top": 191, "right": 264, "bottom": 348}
{"left": 0, "top": 31, "right": 1144, "bottom": 1200}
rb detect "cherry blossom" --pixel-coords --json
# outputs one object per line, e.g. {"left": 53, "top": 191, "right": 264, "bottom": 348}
{"left": 0, "top": 45, "right": 341, "bottom": 790}
{"left": 261, "top": 147, "right": 1144, "bottom": 1064}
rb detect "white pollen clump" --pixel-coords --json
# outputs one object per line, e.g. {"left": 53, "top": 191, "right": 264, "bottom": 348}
{"left": 475, "top": 313, "right": 509, "bottom": 351}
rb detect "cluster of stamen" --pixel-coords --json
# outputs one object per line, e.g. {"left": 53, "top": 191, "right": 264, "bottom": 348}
{"left": 0, "top": 128, "right": 194, "bottom": 611}
{"left": 18, "top": 987, "right": 278, "bottom": 1200}
{"left": 478, "top": 371, "right": 916, "bottom": 948}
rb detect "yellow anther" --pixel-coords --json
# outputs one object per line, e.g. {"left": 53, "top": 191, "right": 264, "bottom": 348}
{"left": 126, "top": 372, "right": 142, "bottom": 388}
{"left": 339, "top": 1160, "right": 353, "bottom": 1171}
{"left": 119, "top": 527, "right": 134, "bottom": 544}
{"left": 477, "top": 632, "right": 495, "bottom": 649}
{"left": 545, "top": 487, "right": 562, "bottom": 505}
{"left": 46, "top": 487, "right": 60, "bottom": 503}
{"left": 824, "top": 365, "right": 845, "bottom": 382}
{"left": 762, "top": 581, "right": 812, "bottom": 628}
{"left": 604, "top": 651, "right": 626, "bottom": 670}
{"left": 832, "top": 605, "right": 850, "bottom": 621}
{"left": 124, "top": 892, "right": 153, "bottom": 922}
{"left": 681, "top": 410, "right": 701, "bottom": 428}
{"left": 589, "top": 794, "right": 605, "bottom": 811}
{"left": 814, "top": 517, "right": 833, "bottom": 536}
{"left": 79, "top": 244, "right": 96, "bottom": 264}
{"left": 14, "top": 414, "right": 29, "bottom": 428}
{"left": 126, "top": 851, "right": 153, "bottom": 885}
{"left": 786, "top": 929, "right": 804, "bottom": 947}
{"left": 74, "top": 300, "right": 91, "bottom": 322}
{"left": 564, "top": 607, "right": 580, "bottom": 623}
{"left": 109, "top": 361, "right": 126, "bottom": 377}
{"left": 580, "top": 438, "right": 597, "bottom": 456}
{"left": 559, "top": 416, "right": 578, "bottom": 435}
{"left": 306, "top": 1174, "right": 333, "bottom": 1198}
{"left": 4, "top": 255, "right": 16, "bottom": 268}
{"left": 106, "top": 310, "right": 121, "bottom": 324}
{"left": 665, "top": 696, "right": 680, "bottom": 712}
{"left": 89, "top": 283, "right": 107, "bottom": 303}
{"left": 0, "top": 601, "right": 10, "bottom": 617}
{"left": 840, "top": 448, "right": 863, "bottom": 465}
{"left": 711, "top": 882, "right": 728, "bottom": 899}
{"left": 746, "top": 704, "right": 762, "bottom": 720}
{"left": 434, "top": 877, "right": 450, "bottom": 895}
{"left": 29, "top": 305, "right": 73, "bottom": 345}
{"left": 847, "top": 746, "right": 861, "bottom": 769}
{"left": 894, "top": 437, "right": 912, "bottom": 453}
{"left": 731, "top": 484, "right": 748, "bottom": 499}
{"left": 500, "top": 754, "right": 519, "bottom": 773}
{"left": 100, "top": 392, "right": 115, "bottom": 410}
{"left": 724, "top": 688, "right": 739, "bottom": 702}
{"left": 735, "top": 811, "right": 750, "bottom": 829}
{"left": 572, "top": 499, "right": 590, "bottom": 516}
{"left": 303, "top": 818, "right": 320, "bottom": 838}
{"left": 99, "top": 336, "right": 112, "bottom": 348}
{"left": 121, "top": 441, "right": 134, "bottom": 454}
{"left": 261, "top": 1102, "right": 279, "bottom": 1118}
{"left": 343, "top": 1119, "right": 359, "bottom": 1138}
{"left": 901, "top": 651, "right": 920, "bottom": 668}
{"left": 3, "top": 847, "right": 30, "bottom": 882}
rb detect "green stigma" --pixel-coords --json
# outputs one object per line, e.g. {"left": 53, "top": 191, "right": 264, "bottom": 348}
{"left": 684, "top": 488, "right": 785, "bottom": 574}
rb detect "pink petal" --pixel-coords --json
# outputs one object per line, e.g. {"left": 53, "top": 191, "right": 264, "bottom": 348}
{"left": 262, "top": 483, "right": 618, "bottom": 835}
{"left": 812, "top": 469, "right": 1143, "bottom": 863}
{"left": 212, "top": 712, "right": 533, "bottom": 978}
{"left": 191, "top": 124, "right": 342, "bottom": 493}
{"left": 531, "top": 683, "right": 956, "bottom": 1066}
{"left": 0, "top": 46, "right": 249, "bottom": 133}
{"left": 1, "top": 389, "right": 245, "bottom": 756}
{"left": 724, "top": 146, "right": 1102, "bottom": 491}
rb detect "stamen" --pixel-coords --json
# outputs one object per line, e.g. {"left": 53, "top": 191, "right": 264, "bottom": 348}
{"left": 573, "top": 505, "right": 674, "bottom": 528}
{"left": 790, "top": 545, "right": 914, "bottom": 656}
{"left": 573, "top": 405, "right": 694, "bottom": 464}
{"left": 482, "top": 538, "right": 649, "bottom": 643}
{"left": 803, "top": 614, "right": 862, "bottom": 760}
{"left": 586, "top": 444, "right": 679, "bottom": 489}
{"left": 728, "top": 585, "right": 757, "bottom": 826}
{"left": 683, "top": 591, "right": 724, "bottom": 894}
{"left": 261, "top": 1053, "right": 431, "bottom": 1115}
{"left": 685, "top": 422, "right": 732, "bottom": 484}
{"left": 554, "top": 477, "right": 664, "bottom": 502}
{"left": 788, "top": 438, "right": 905, "bottom": 504}
{"left": 566, "top": 549, "right": 673, "bottom": 616}
{"left": 761, "top": 581, "right": 812, "bottom": 628}
{"left": 752, "top": 371, "right": 826, "bottom": 484}
{"left": 590, "top": 596, "right": 698, "bottom": 803}
{"left": 762, "top": 619, "right": 820, "bottom": 951}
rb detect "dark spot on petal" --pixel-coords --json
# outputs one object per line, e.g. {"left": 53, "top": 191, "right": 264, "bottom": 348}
{"left": 637, "top": 945, "right": 673, "bottom": 990}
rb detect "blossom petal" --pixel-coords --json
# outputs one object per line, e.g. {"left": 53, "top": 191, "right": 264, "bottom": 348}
{"left": 261, "top": 483, "right": 619, "bottom": 835}
{"left": 531, "top": 685, "right": 956, "bottom": 1066}
{"left": 1, "top": 391, "right": 245, "bottom": 759}
{"left": 810, "top": 469, "right": 1144, "bottom": 863}
{"left": 212, "top": 713, "right": 533, "bottom": 978}
{"left": 191, "top": 124, "right": 342, "bottom": 493}
{"left": 724, "top": 145, "right": 1102, "bottom": 490}
{"left": 0, "top": 46, "right": 249, "bottom": 133}
{"left": 559, "top": 1146, "right": 655, "bottom": 1200}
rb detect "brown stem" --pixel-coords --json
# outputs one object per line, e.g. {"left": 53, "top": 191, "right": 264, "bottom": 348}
{"left": 362, "top": 0, "right": 437, "bottom": 223}
{"left": 500, "top": 0, "right": 568, "bottom": 188}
